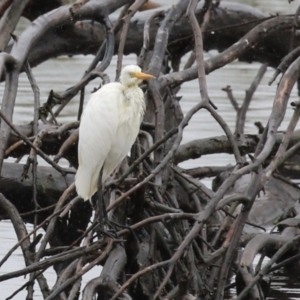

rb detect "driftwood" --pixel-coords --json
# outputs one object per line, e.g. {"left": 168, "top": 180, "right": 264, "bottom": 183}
{"left": 6, "top": 125, "right": 300, "bottom": 179}
{"left": 1, "top": 0, "right": 300, "bottom": 300}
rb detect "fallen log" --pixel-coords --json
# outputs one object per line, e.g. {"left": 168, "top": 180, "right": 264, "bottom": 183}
{"left": 9, "top": 2, "right": 277, "bottom": 69}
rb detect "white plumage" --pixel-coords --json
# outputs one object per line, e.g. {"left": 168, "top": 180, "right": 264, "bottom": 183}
{"left": 75, "top": 65, "right": 155, "bottom": 201}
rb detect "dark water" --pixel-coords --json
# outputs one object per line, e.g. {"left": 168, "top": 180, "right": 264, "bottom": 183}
{"left": 0, "top": 0, "right": 300, "bottom": 299}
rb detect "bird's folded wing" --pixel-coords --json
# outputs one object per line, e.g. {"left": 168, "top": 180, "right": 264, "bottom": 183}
{"left": 76, "top": 84, "right": 122, "bottom": 199}
{"left": 79, "top": 84, "right": 122, "bottom": 166}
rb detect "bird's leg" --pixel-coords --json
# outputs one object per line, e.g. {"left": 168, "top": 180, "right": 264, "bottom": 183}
{"left": 96, "top": 167, "right": 118, "bottom": 238}
{"left": 97, "top": 166, "right": 106, "bottom": 232}
{"left": 96, "top": 168, "right": 137, "bottom": 240}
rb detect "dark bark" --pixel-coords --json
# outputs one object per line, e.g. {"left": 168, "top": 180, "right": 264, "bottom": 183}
{"left": 23, "top": 0, "right": 70, "bottom": 21}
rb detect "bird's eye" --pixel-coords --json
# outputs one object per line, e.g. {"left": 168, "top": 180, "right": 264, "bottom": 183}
{"left": 129, "top": 72, "right": 133, "bottom": 77}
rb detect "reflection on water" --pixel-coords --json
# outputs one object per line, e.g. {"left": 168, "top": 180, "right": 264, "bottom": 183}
{"left": 0, "top": 0, "right": 300, "bottom": 299}
{"left": 269, "top": 269, "right": 300, "bottom": 300}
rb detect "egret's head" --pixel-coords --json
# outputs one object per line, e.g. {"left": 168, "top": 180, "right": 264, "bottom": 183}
{"left": 120, "top": 65, "right": 155, "bottom": 87}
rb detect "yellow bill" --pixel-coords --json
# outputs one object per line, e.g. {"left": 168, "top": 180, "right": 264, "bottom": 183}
{"left": 133, "top": 71, "right": 155, "bottom": 80}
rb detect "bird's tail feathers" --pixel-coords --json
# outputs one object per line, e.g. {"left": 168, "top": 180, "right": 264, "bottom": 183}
{"left": 75, "top": 166, "right": 97, "bottom": 201}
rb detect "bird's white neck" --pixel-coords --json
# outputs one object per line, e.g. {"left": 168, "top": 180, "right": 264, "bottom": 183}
{"left": 119, "top": 86, "right": 145, "bottom": 127}
{"left": 122, "top": 83, "right": 139, "bottom": 89}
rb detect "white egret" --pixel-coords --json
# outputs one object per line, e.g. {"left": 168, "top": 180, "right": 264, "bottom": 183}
{"left": 75, "top": 65, "right": 155, "bottom": 203}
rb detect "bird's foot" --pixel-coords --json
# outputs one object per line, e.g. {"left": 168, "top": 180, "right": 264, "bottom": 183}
{"left": 109, "top": 220, "right": 140, "bottom": 243}
{"left": 95, "top": 219, "right": 119, "bottom": 239}
{"left": 96, "top": 219, "right": 139, "bottom": 242}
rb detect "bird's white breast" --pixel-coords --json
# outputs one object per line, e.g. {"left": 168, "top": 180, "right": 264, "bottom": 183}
{"left": 119, "top": 87, "right": 145, "bottom": 128}
{"left": 102, "top": 86, "right": 145, "bottom": 179}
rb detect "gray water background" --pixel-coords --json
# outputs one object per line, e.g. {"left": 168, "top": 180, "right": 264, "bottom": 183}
{"left": 0, "top": 1, "right": 300, "bottom": 299}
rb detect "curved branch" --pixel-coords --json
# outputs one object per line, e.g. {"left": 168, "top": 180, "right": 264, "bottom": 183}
{"left": 216, "top": 194, "right": 251, "bottom": 210}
